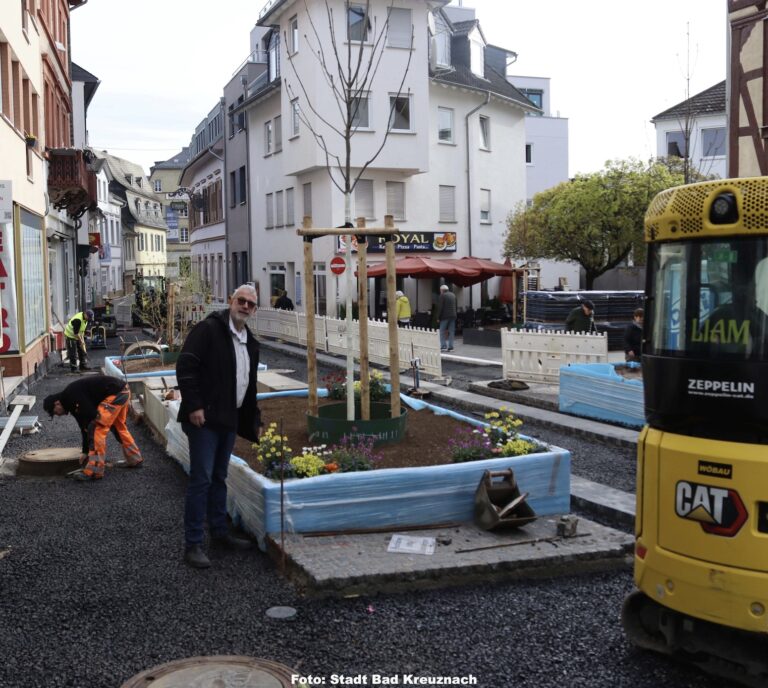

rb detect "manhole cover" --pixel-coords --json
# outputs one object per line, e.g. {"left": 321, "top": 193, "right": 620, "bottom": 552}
{"left": 266, "top": 606, "right": 297, "bottom": 620}
{"left": 120, "top": 656, "right": 295, "bottom": 688}
{"left": 17, "top": 448, "right": 81, "bottom": 476}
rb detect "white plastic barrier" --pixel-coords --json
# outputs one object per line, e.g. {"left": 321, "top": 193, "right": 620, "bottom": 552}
{"left": 501, "top": 329, "right": 608, "bottom": 383}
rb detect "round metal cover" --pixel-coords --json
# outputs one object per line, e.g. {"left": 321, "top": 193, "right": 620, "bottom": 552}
{"left": 17, "top": 448, "right": 81, "bottom": 476}
{"left": 265, "top": 606, "right": 297, "bottom": 620}
{"left": 120, "top": 656, "right": 295, "bottom": 688}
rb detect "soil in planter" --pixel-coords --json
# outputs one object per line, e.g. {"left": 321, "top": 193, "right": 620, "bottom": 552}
{"left": 233, "top": 396, "right": 484, "bottom": 475}
{"left": 614, "top": 365, "right": 643, "bottom": 380}
{"left": 117, "top": 357, "right": 175, "bottom": 374}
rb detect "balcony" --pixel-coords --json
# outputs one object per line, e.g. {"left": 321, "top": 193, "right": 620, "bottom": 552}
{"left": 47, "top": 149, "right": 97, "bottom": 219}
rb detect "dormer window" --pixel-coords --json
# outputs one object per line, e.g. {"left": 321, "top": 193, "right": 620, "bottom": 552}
{"left": 432, "top": 12, "right": 451, "bottom": 68}
{"left": 470, "top": 35, "right": 484, "bottom": 77}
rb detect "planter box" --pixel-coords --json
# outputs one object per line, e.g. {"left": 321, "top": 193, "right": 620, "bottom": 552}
{"left": 164, "top": 391, "right": 571, "bottom": 550}
{"left": 559, "top": 362, "right": 644, "bottom": 428}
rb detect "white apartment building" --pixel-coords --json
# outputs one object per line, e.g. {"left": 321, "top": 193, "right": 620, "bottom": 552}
{"left": 236, "top": 0, "right": 537, "bottom": 316}
{"left": 87, "top": 164, "right": 125, "bottom": 302}
{"left": 652, "top": 81, "right": 727, "bottom": 180}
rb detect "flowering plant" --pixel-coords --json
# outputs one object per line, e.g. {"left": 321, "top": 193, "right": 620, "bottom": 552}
{"left": 327, "top": 432, "right": 381, "bottom": 472}
{"left": 448, "top": 408, "right": 539, "bottom": 463}
{"left": 322, "top": 370, "right": 388, "bottom": 402}
{"left": 255, "top": 430, "right": 381, "bottom": 480}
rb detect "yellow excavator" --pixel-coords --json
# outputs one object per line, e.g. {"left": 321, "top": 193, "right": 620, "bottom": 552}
{"left": 622, "top": 177, "right": 768, "bottom": 686}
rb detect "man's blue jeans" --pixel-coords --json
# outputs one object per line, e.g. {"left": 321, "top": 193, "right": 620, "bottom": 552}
{"left": 182, "top": 422, "right": 236, "bottom": 547}
{"left": 439, "top": 318, "right": 455, "bottom": 349}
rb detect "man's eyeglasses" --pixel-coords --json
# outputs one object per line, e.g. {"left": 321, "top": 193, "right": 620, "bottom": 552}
{"left": 235, "top": 296, "right": 257, "bottom": 309}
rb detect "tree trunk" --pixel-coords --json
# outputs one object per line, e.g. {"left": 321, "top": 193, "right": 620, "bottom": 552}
{"left": 344, "top": 191, "right": 355, "bottom": 421}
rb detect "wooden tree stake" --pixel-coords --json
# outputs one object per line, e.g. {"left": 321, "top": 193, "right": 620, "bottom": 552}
{"left": 357, "top": 217, "right": 370, "bottom": 420}
{"left": 302, "top": 217, "right": 318, "bottom": 416}
{"left": 385, "top": 215, "right": 400, "bottom": 418}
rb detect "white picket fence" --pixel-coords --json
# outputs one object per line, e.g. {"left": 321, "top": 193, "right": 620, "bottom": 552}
{"left": 199, "top": 305, "right": 442, "bottom": 377}
{"left": 501, "top": 329, "right": 608, "bottom": 383}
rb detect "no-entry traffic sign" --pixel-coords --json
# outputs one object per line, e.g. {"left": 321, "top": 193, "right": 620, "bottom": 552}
{"left": 330, "top": 256, "right": 346, "bottom": 275}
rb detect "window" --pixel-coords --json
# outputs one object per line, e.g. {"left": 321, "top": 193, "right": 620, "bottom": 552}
{"left": 291, "top": 98, "right": 300, "bottom": 137}
{"left": 702, "top": 127, "right": 726, "bottom": 157}
{"left": 438, "top": 107, "right": 453, "bottom": 143}
{"left": 520, "top": 88, "right": 543, "bottom": 113}
{"left": 470, "top": 37, "right": 484, "bottom": 77}
{"left": 666, "top": 131, "right": 687, "bottom": 158}
{"left": 268, "top": 31, "right": 280, "bottom": 81}
{"left": 355, "top": 179, "right": 374, "bottom": 219}
{"left": 386, "top": 181, "right": 405, "bottom": 221}
{"left": 238, "top": 166, "right": 246, "bottom": 205}
{"left": 480, "top": 189, "right": 491, "bottom": 223}
{"left": 347, "top": 5, "right": 370, "bottom": 42}
{"left": 303, "top": 182, "right": 312, "bottom": 221}
{"left": 264, "top": 120, "right": 273, "bottom": 154}
{"left": 525, "top": 143, "right": 533, "bottom": 164}
{"left": 479, "top": 115, "right": 490, "bottom": 150}
{"left": 20, "top": 209, "right": 45, "bottom": 348}
{"left": 286, "top": 187, "right": 295, "bottom": 227}
{"left": 289, "top": 15, "right": 299, "bottom": 54}
{"left": 153, "top": 179, "right": 162, "bottom": 192}
{"left": 433, "top": 12, "right": 451, "bottom": 67}
{"left": 350, "top": 94, "right": 369, "bottom": 129}
{"left": 387, "top": 7, "right": 411, "bottom": 49}
{"left": 266, "top": 193, "right": 274, "bottom": 228}
{"left": 389, "top": 95, "right": 411, "bottom": 131}
{"left": 439, "top": 185, "right": 455, "bottom": 222}
{"left": 180, "top": 227, "right": 189, "bottom": 243}
{"left": 275, "top": 190, "right": 284, "bottom": 227}
{"left": 274, "top": 115, "right": 282, "bottom": 152}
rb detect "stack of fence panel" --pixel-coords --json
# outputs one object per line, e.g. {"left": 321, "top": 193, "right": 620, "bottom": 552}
{"left": 524, "top": 291, "right": 644, "bottom": 350}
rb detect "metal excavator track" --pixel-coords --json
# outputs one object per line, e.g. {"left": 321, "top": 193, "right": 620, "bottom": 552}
{"left": 622, "top": 591, "right": 768, "bottom": 688}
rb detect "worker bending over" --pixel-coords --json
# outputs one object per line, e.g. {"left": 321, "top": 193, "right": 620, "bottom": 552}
{"left": 43, "top": 375, "right": 144, "bottom": 481}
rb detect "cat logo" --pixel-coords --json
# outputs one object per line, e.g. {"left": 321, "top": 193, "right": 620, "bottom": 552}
{"left": 675, "top": 481, "right": 748, "bottom": 537}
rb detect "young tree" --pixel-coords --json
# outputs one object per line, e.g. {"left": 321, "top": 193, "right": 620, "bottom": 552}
{"left": 504, "top": 159, "right": 684, "bottom": 289}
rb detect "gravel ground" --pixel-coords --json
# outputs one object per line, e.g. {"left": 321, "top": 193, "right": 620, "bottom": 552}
{"left": 0, "top": 337, "right": 728, "bottom": 688}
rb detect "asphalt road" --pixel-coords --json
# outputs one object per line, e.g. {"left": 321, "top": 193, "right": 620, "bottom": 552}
{"left": 0, "top": 334, "right": 730, "bottom": 688}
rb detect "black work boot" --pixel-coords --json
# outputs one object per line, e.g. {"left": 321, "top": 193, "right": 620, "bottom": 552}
{"left": 184, "top": 544, "right": 211, "bottom": 569}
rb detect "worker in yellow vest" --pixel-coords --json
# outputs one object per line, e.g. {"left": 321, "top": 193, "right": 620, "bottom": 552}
{"left": 64, "top": 309, "right": 93, "bottom": 373}
{"left": 395, "top": 290, "right": 412, "bottom": 327}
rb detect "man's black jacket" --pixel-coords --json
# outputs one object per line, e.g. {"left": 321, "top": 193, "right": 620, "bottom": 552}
{"left": 176, "top": 309, "right": 261, "bottom": 441}
{"left": 57, "top": 375, "right": 126, "bottom": 453}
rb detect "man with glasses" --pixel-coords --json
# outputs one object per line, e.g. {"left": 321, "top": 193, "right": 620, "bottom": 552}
{"left": 176, "top": 284, "right": 262, "bottom": 568}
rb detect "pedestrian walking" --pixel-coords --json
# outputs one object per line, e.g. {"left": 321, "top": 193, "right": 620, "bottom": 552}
{"left": 64, "top": 309, "right": 94, "bottom": 372}
{"left": 43, "top": 375, "right": 144, "bottom": 481}
{"left": 176, "top": 284, "right": 262, "bottom": 569}
{"left": 274, "top": 289, "right": 294, "bottom": 311}
{"left": 395, "top": 290, "right": 411, "bottom": 326}
{"left": 437, "top": 284, "right": 457, "bottom": 351}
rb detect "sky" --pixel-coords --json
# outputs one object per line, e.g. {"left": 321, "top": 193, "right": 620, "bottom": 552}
{"left": 70, "top": 0, "right": 727, "bottom": 177}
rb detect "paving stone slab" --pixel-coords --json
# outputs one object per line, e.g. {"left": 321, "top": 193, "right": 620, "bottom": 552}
{"left": 267, "top": 515, "right": 634, "bottom": 597}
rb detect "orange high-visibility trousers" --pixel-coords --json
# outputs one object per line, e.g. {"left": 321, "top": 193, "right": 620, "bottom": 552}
{"left": 82, "top": 386, "right": 143, "bottom": 479}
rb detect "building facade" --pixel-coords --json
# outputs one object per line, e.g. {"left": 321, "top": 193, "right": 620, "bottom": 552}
{"left": 95, "top": 151, "right": 167, "bottom": 291}
{"left": 728, "top": 1, "right": 767, "bottom": 177}
{"left": 150, "top": 148, "right": 191, "bottom": 281}
{"left": 0, "top": 0, "right": 93, "bottom": 376}
{"left": 233, "top": 0, "right": 535, "bottom": 315}
{"left": 179, "top": 104, "right": 227, "bottom": 301}
{"left": 651, "top": 81, "right": 727, "bottom": 181}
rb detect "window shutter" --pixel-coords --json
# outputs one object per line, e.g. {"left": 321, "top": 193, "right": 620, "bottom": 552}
{"left": 286, "top": 187, "right": 295, "bottom": 227}
{"left": 439, "top": 185, "right": 455, "bottom": 222}
{"left": 266, "top": 193, "right": 273, "bottom": 227}
{"left": 387, "top": 8, "right": 411, "bottom": 49}
{"left": 303, "top": 182, "right": 312, "bottom": 221}
{"left": 275, "top": 190, "right": 284, "bottom": 226}
{"left": 386, "top": 181, "right": 405, "bottom": 220}
{"left": 355, "top": 179, "right": 374, "bottom": 219}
